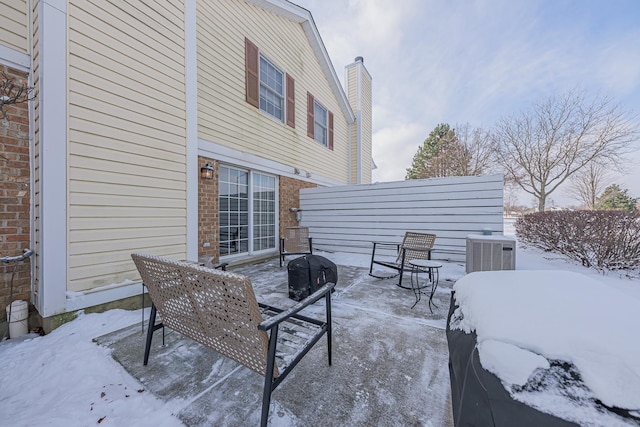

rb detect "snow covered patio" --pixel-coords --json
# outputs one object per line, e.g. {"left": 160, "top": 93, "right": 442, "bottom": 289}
{"left": 3, "top": 240, "right": 639, "bottom": 426}
{"left": 94, "top": 255, "right": 460, "bottom": 426}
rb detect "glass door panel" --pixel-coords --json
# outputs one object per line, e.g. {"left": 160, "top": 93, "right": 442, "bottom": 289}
{"left": 219, "top": 166, "right": 249, "bottom": 255}
{"left": 252, "top": 173, "right": 276, "bottom": 251}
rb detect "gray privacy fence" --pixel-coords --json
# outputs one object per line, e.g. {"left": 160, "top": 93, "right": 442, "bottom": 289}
{"left": 298, "top": 174, "right": 504, "bottom": 262}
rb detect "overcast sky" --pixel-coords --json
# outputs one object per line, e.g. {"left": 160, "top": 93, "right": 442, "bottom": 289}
{"left": 294, "top": 0, "right": 640, "bottom": 207}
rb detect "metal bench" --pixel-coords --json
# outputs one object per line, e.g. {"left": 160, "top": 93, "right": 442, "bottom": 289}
{"left": 132, "top": 253, "right": 334, "bottom": 427}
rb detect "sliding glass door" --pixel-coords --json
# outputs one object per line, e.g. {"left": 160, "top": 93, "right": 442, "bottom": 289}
{"left": 219, "top": 165, "right": 277, "bottom": 256}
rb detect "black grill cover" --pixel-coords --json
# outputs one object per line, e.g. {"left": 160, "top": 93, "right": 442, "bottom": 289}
{"left": 446, "top": 293, "right": 579, "bottom": 427}
{"left": 287, "top": 255, "right": 338, "bottom": 301}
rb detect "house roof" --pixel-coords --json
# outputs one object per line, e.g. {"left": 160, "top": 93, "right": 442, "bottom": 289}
{"left": 244, "top": 0, "right": 355, "bottom": 123}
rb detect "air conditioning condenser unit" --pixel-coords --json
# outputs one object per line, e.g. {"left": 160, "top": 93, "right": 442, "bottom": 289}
{"left": 466, "top": 234, "right": 516, "bottom": 274}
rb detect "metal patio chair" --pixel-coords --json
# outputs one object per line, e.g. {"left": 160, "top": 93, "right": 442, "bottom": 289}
{"left": 369, "top": 231, "right": 436, "bottom": 288}
{"left": 279, "top": 226, "right": 313, "bottom": 267}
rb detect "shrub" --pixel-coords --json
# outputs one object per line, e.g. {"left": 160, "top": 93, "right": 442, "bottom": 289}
{"left": 515, "top": 210, "right": 640, "bottom": 272}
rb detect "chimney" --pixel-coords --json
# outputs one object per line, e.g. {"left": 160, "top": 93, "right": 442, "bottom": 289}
{"left": 345, "top": 57, "right": 372, "bottom": 184}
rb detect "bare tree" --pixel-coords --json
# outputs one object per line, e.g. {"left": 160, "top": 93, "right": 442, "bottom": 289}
{"left": 567, "top": 161, "right": 613, "bottom": 209}
{"left": 492, "top": 91, "right": 638, "bottom": 211}
{"left": 0, "top": 71, "right": 36, "bottom": 119}
{"left": 454, "top": 124, "right": 496, "bottom": 176}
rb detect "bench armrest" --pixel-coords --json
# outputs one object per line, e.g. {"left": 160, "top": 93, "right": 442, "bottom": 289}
{"left": 212, "top": 262, "right": 228, "bottom": 271}
{"left": 258, "top": 282, "right": 336, "bottom": 331}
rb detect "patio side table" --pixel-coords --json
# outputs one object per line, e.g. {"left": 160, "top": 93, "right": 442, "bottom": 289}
{"left": 408, "top": 259, "right": 442, "bottom": 312}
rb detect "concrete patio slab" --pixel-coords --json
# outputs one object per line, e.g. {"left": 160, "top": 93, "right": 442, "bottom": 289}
{"left": 96, "top": 258, "right": 455, "bottom": 426}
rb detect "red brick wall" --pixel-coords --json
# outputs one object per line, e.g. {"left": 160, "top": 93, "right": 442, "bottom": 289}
{"left": 279, "top": 176, "right": 317, "bottom": 237}
{"left": 198, "top": 156, "right": 219, "bottom": 262}
{"left": 198, "top": 163, "right": 317, "bottom": 262}
{"left": 1, "top": 66, "right": 32, "bottom": 316}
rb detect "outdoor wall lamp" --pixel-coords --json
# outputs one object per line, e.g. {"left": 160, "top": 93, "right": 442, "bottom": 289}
{"left": 289, "top": 207, "right": 303, "bottom": 222}
{"left": 200, "top": 163, "right": 214, "bottom": 179}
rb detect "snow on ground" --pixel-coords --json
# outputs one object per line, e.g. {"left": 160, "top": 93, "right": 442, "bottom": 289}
{"left": 1, "top": 223, "right": 638, "bottom": 426}
{"left": 0, "top": 310, "right": 183, "bottom": 427}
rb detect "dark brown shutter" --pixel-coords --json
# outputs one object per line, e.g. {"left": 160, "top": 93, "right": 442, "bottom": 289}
{"left": 245, "top": 38, "right": 259, "bottom": 108}
{"left": 307, "top": 92, "right": 314, "bottom": 138}
{"left": 328, "top": 111, "right": 334, "bottom": 150}
{"left": 286, "top": 73, "right": 295, "bottom": 128}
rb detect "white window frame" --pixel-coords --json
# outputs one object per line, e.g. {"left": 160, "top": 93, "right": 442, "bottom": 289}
{"left": 259, "top": 54, "right": 285, "bottom": 122}
{"left": 314, "top": 100, "right": 328, "bottom": 146}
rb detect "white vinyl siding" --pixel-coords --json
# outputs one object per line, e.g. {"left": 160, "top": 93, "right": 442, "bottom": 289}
{"left": 0, "top": 0, "right": 29, "bottom": 53}
{"left": 197, "top": 0, "right": 350, "bottom": 183}
{"left": 67, "top": 0, "right": 187, "bottom": 292}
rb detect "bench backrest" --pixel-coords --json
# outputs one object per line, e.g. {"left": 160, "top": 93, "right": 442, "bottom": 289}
{"left": 132, "top": 253, "right": 277, "bottom": 377}
{"left": 396, "top": 232, "right": 437, "bottom": 263}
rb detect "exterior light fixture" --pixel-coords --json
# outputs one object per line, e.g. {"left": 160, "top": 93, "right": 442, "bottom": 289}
{"left": 200, "top": 163, "right": 214, "bottom": 179}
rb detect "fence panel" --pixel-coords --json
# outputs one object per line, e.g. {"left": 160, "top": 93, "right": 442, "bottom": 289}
{"left": 298, "top": 175, "right": 504, "bottom": 261}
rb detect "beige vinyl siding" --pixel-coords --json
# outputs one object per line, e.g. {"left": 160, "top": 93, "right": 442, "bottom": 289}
{"left": 346, "top": 66, "right": 358, "bottom": 183}
{"left": 349, "top": 122, "right": 357, "bottom": 184}
{"left": 360, "top": 68, "right": 372, "bottom": 184}
{"left": 0, "top": 0, "right": 28, "bottom": 53}
{"left": 197, "top": 0, "right": 349, "bottom": 182}
{"left": 67, "top": 0, "right": 187, "bottom": 292}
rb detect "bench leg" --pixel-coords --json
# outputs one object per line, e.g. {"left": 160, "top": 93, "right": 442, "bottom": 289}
{"left": 397, "top": 249, "right": 407, "bottom": 288}
{"left": 369, "top": 242, "right": 378, "bottom": 275}
{"left": 326, "top": 291, "right": 332, "bottom": 366}
{"left": 143, "top": 304, "right": 157, "bottom": 365}
{"left": 261, "top": 326, "right": 279, "bottom": 427}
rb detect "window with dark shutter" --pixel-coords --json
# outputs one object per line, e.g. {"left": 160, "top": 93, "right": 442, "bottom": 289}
{"left": 286, "top": 74, "right": 295, "bottom": 128}
{"left": 307, "top": 92, "right": 314, "bottom": 138}
{"left": 328, "top": 111, "right": 334, "bottom": 151}
{"left": 245, "top": 38, "right": 259, "bottom": 108}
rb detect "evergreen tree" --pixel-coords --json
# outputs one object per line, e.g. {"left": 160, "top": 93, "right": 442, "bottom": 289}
{"left": 595, "top": 184, "right": 638, "bottom": 211}
{"left": 406, "top": 124, "right": 468, "bottom": 179}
